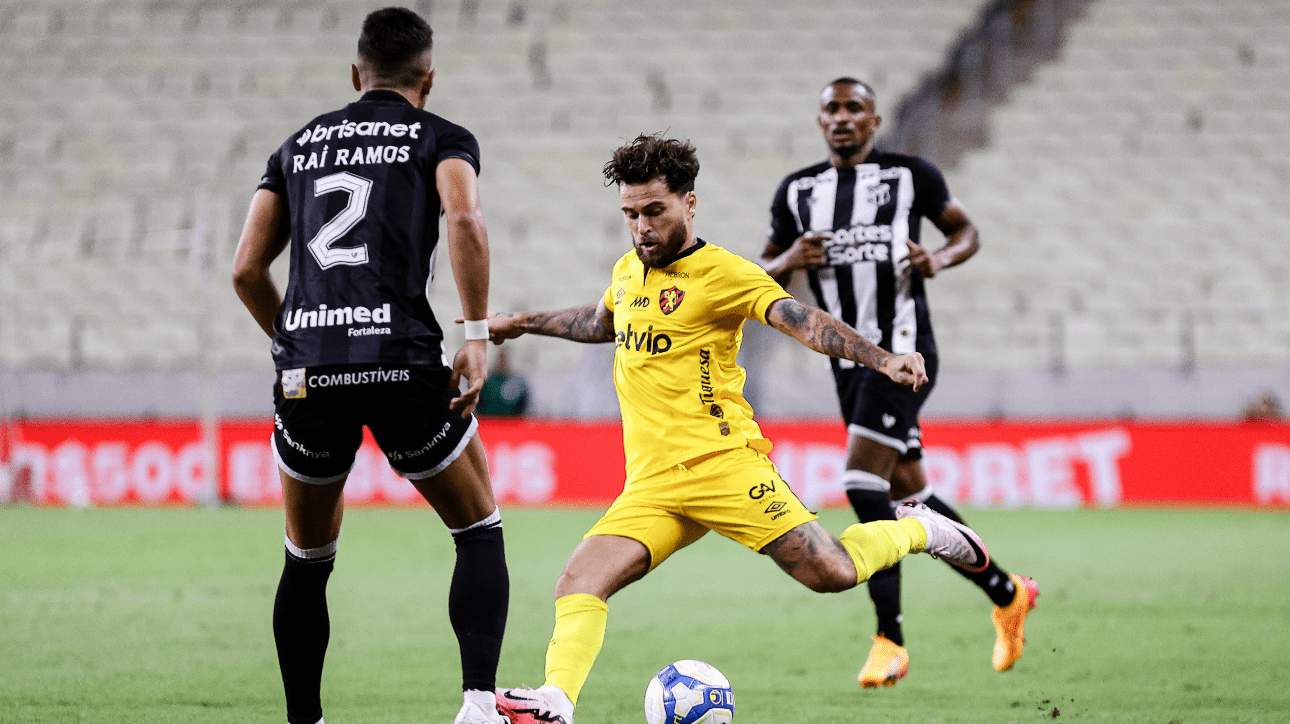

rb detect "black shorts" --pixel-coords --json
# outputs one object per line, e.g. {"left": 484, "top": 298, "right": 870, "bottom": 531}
{"left": 832, "top": 352, "right": 938, "bottom": 458}
{"left": 271, "top": 364, "right": 477, "bottom": 485}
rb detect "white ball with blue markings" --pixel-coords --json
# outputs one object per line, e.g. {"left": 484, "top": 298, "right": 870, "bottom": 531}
{"left": 644, "top": 660, "right": 734, "bottom": 724}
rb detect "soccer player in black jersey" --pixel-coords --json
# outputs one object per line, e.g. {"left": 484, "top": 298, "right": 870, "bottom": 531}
{"left": 232, "top": 9, "right": 509, "bottom": 724}
{"left": 761, "top": 78, "right": 1040, "bottom": 687}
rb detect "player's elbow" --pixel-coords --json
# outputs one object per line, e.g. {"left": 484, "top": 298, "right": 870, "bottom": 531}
{"left": 231, "top": 264, "right": 257, "bottom": 294}
{"left": 955, "top": 223, "right": 981, "bottom": 259}
{"left": 445, "top": 210, "right": 489, "bottom": 249}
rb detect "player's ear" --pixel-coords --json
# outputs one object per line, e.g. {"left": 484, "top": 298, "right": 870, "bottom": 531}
{"left": 872, "top": 113, "right": 883, "bottom": 130}
{"left": 414, "top": 68, "right": 435, "bottom": 109}
{"left": 351, "top": 64, "right": 362, "bottom": 92}
{"left": 686, "top": 191, "right": 696, "bottom": 215}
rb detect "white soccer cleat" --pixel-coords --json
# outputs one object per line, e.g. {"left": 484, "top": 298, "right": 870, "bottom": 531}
{"left": 453, "top": 689, "right": 511, "bottom": 724}
{"left": 453, "top": 701, "right": 511, "bottom": 724}
{"left": 895, "top": 500, "right": 990, "bottom": 572}
{"left": 495, "top": 684, "right": 574, "bottom": 724}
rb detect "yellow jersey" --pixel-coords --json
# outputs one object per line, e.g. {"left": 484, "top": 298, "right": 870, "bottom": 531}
{"left": 601, "top": 240, "right": 793, "bottom": 481}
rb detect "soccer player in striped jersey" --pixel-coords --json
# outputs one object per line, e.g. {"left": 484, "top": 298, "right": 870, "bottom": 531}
{"left": 482, "top": 134, "right": 990, "bottom": 724}
{"left": 761, "top": 78, "right": 1039, "bottom": 687}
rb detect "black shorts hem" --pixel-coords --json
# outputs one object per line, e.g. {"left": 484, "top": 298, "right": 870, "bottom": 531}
{"left": 396, "top": 417, "right": 478, "bottom": 480}
{"left": 846, "top": 423, "right": 909, "bottom": 454}
{"left": 272, "top": 434, "right": 353, "bottom": 485}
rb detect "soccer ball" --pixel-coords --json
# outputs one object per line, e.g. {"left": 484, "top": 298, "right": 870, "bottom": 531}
{"left": 644, "top": 660, "right": 734, "bottom": 724}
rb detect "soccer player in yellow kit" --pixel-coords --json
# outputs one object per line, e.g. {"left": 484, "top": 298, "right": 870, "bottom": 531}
{"left": 482, "top": 135, "right": 989, "bottom": 724}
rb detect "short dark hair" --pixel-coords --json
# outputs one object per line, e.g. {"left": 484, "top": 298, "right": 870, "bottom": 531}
{"left": 602, "top": 134, "right": 700, "bottom": 195}
{"left": 357, "top": 7, "right": 434, "bottom": 88}
{"left": 825, "top": 76, "right": 877, "bottom": 102}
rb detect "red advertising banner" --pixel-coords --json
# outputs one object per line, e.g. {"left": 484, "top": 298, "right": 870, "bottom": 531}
{"left": 3, "top": 419, "right": 1289, "bottom": 508}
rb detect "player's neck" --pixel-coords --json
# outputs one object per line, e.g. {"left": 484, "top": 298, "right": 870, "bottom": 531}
{"left": 360, "top": 84, "right": 426, "bottom": 109}
{"left": 829, "top": 140, "right": 875, "bottom": 168}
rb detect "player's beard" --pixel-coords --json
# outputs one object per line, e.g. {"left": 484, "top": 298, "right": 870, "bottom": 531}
{"left": 828, "top": 136, "right": 863, "bottom": 159}
{"left": 634, "top": 224, "right": 689, "bottom": 269}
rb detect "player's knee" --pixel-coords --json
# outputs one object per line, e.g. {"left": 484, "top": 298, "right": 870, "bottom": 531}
{"left": 554, "top": 566, "right": 604, "bottom": 600}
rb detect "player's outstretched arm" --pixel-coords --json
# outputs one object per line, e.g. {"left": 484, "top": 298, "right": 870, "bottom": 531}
{"left": 766, "top": 298, "right": 928, "bottom": 391}
{"left": 438, "top": 157, "right": 491, "bottom": 415}
{"left": 232, "top": 189, "right": 291, "bottom": 338}
{"left": 479, "top": 300, "right": 615, "bottom": 345}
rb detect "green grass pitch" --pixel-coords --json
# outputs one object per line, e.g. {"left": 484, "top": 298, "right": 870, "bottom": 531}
{"left": 1, "top": 506, "right": 1288, "bottom": 723}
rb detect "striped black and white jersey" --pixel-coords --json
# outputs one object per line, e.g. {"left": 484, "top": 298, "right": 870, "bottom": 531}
{"left": 767, "top": 150, "right": 951, "bottom": 368}
{"left": 257, "top": 89, "right": 481, "bottom": 371}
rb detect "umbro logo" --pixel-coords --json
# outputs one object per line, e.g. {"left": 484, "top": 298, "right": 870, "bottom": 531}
{"left": 882, "top": 414, "right": 896, "bottom": 428}
{"left": 765, "top": 501, "right": 786, "bottom": 514}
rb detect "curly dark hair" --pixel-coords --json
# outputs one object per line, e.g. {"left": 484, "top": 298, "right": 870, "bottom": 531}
{"left": 358, "top": 7, "right": 434, "bottom": 88}
{"left": 602, "top": 134, "right": 700, "bottom": 194}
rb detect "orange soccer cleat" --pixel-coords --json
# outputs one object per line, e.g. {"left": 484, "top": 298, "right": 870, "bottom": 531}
{"left": 857, "top": 634, "right": 909, "bottom": 688}
{"left": 992, "top": 574, "right": 1041, "bottom": 671}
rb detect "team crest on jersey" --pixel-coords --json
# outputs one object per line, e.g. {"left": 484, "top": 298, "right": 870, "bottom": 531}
{"left": 281, "top": 368, "right": 307, "bottom": 399}
{"left": 866, "top": 182, "right": 891, "bottom": 206}
{"left": 659, "top": 286, "right": 685, "bottom": 315}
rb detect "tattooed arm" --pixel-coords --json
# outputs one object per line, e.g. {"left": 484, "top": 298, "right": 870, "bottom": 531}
{"left": 481, "top": 300, "right": 616, "bottom": 344}
{"left": 765, "top": 298, "right": 928, "bottom": 391}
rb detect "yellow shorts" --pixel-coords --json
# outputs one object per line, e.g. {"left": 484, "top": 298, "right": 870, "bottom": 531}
{"left": 585, "top": 446, "right": 817, "bottom": 570}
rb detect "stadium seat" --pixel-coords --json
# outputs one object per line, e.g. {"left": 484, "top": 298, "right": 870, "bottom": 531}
{"left": 3, "top": 0, "right": 1285, "bottom": 383}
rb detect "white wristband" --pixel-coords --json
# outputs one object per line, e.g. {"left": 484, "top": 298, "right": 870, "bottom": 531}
{"left": 462, "top": 319, "right": 489, "bottom": 340}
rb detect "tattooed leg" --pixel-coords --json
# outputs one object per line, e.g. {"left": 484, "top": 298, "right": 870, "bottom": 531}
{"left": 761, "top": 521, "right": 858, "bottom": 593}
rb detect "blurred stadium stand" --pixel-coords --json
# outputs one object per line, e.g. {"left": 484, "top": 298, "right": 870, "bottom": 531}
{"left": 0, "top": 0, "right": 1286, "bottom": 419}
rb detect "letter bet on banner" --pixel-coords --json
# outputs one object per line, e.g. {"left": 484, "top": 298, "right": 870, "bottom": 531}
{"left": 1, "top": 420, "right": 1287, "bottom": 508}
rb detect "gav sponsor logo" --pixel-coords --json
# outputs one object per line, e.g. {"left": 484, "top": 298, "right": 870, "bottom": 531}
{"left": 283, "top": 303, "right": 391, "bottom": 331}
{"left": 615, "top": 323, "right": 672, "bottom": 355}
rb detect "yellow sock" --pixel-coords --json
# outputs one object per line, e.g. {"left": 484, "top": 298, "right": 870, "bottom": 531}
{"left": 838, "top": 519, "right": 928, "bottom": 582}
{"left": 543, "top": 593, "right": 609, "bottom": 706}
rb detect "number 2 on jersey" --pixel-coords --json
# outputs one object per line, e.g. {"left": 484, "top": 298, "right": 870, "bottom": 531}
{"left": 307, "top": 171, "right": 373, "bottom": 269}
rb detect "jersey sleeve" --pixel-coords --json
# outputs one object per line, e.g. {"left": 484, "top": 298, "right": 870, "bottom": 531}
{"left": 257, "top": 145, "right": 286, "bottom": 194}
{"left": 435, "top": 121, "right": 482, "bottom": 175}
{"left": 909, "top": 157, "right": 951, "bottom": 220}
{"left": 765, "top": 175, "right": 800, "bottom": 250}
{"left": 712, "top": 252, "right": 794, "bottom": 324}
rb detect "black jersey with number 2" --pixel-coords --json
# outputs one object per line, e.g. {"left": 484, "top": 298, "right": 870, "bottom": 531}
{"left": 258, "top": 89, "right": 480, "bottom": 371}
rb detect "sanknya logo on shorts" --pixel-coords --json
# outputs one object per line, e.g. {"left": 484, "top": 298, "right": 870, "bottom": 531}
{"left": 283, "top": 303, "right": 391, "bottom": 332}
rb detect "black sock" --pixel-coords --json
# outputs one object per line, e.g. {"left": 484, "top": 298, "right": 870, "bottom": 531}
{"left": 274, "top": 547, "right": 335, "bottom": 724}
{"left": 450, "top": 520, "right": 509, "bottom": 692}
{"left": 847, "top": 488, "right": 904, "bottom": 646}
{"left": 923, "top": 493, "right": 1017, "bottom": 607}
